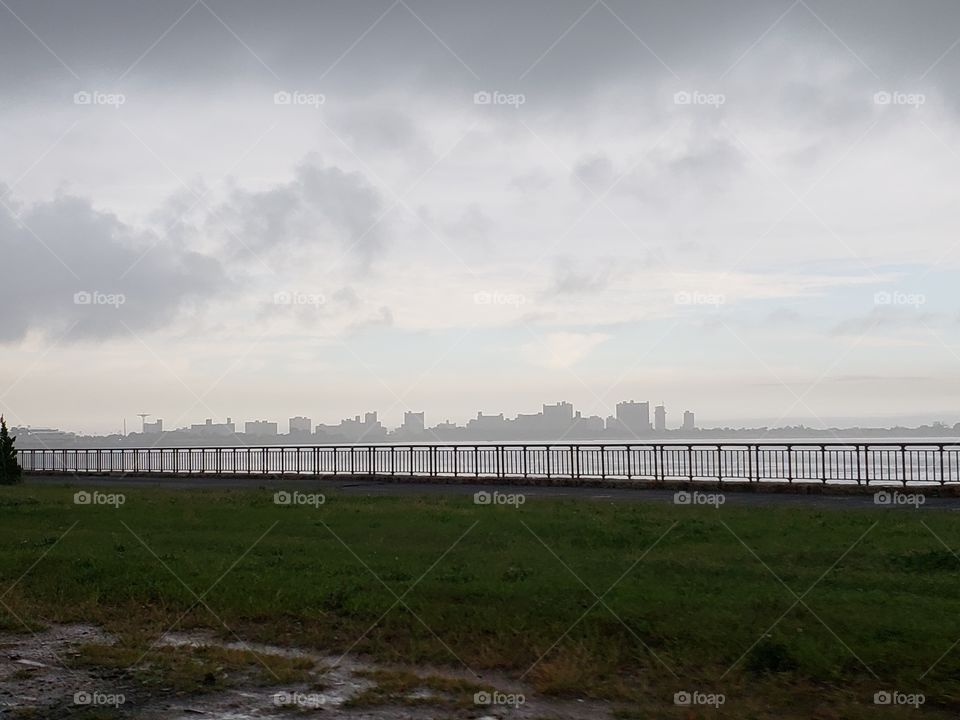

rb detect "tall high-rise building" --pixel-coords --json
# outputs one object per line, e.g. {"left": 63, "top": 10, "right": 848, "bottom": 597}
{"left": 654, "top": 404, "right": 666, "bottom": 432}
{"left": 289, "top": 416, "right": 312, "bottom": 434}
{"left": 402, "top": 411, "right": 425, "bottom": 433}
{"left": 616, "top": 401, "right": 651, "bottom": 434}
{"left": 682, "top": 411, "right": 695, "bottom": 431}
{"left": 542, "top": 402, "right": 574, "bottom": 433}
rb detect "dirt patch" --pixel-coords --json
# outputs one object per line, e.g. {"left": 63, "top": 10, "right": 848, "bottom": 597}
{"left": 0, "top": 623, "right": 124, "bottom": 716}
{"left": 0, "top": 625, "right": 614, "bottom": 719}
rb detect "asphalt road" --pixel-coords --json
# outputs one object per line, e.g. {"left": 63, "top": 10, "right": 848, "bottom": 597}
{"left": 21, "top": 473, "right": 960, "bottom": 510}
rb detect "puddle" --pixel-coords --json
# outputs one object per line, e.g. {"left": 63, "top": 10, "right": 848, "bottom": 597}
{"left": 0, "top": 625, "right": 614, "bottom": 719}
{"left": 0, "top": 623, "right": 119, "bottom": 714}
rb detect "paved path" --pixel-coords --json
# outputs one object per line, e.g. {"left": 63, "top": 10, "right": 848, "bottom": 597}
{"left": 23, "top": 473, "right": 960, "bottom": 510}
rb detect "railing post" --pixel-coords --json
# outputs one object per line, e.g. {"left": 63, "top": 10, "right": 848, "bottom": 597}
{"left": 786, "top": 445, "right": 793, "bottom": 483}
{"left": 939, "top": 445, "right": 945, "bottom": 485}
{"left": 901, "top": 444, "right": 907, "bottom": 486}
{"left": 688, "top": 445, "right": 694, "bottom": 481}
{"left": 717, "top": 445, "right": 722, "bottom": 482}
{"left": 571, "top": 445, "right": 576, "bottom": 479}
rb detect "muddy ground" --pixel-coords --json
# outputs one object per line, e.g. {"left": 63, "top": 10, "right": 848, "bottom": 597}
{"left": 0, "top": 624, "right": 614, "bottom": 718}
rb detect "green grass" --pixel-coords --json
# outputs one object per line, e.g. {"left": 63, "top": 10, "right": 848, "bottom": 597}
{"left": 1, "top": 484, "right": 959, "bottom": 717}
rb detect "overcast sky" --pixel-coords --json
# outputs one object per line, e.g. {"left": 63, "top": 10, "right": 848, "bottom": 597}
{"left": 3, "top": 0, "right": 960, "bottom": 434}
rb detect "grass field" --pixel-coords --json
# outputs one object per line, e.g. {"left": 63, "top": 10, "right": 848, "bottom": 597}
{"left": 2, "top": 483, "right": 960, "bottom": 717}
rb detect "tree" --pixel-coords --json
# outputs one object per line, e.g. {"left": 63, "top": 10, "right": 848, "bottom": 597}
{"left": 0, "top": 415, "right": 22, "bottom": 485}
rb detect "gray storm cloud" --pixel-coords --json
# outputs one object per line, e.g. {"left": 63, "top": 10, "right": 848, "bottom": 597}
{"left": 4, "top": 0, "right": 960, "bottom": 102}
{"left": 0, "top": 192, "right": 225, "bottom": 342}
{"left": 210, "top": 157, "right": 385, "bottom": 266}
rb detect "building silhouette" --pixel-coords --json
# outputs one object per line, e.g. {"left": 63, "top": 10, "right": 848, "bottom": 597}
{"left": 315, "top": 411, "right": 386, "bottom": 442}
{"left": 616, "top": 401, "right": 651, "bottom": 434}
{"left": 654, "top": 404, "right": 667, "bottom": 432}
{"left": 190, "top": 418, "right": 236, "bottom": 437}
{"left": 289, "top": 416, "right": 312, "bottom": 434}
{"left": 245, "top": 420, "right": 278, "bottom": 436}
{"left": 403, "top": 411, "right": 425, "bottom": 432}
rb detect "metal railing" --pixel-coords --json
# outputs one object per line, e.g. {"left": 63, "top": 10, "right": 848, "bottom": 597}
{"left": 17, "top": 442, "right": 960, "bottom": 485}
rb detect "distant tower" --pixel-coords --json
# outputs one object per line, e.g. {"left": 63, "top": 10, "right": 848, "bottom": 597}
{"left": 654, "top": 404, "right": 666, "bottom": 432}
{"left": 137, "top": 413, "right": 152, "bottom": 432}
{"left": 682, "top": 411, "right": 695, "bottom": 431}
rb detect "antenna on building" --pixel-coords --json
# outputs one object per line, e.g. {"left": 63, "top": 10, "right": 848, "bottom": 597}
{"left": 137, "top": 413, "right": 151, "bottom": 432}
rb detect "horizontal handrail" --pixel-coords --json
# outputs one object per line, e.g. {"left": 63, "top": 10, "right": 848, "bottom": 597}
{"left": 16, "top": 442, "right": 960, "bottom": 486}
